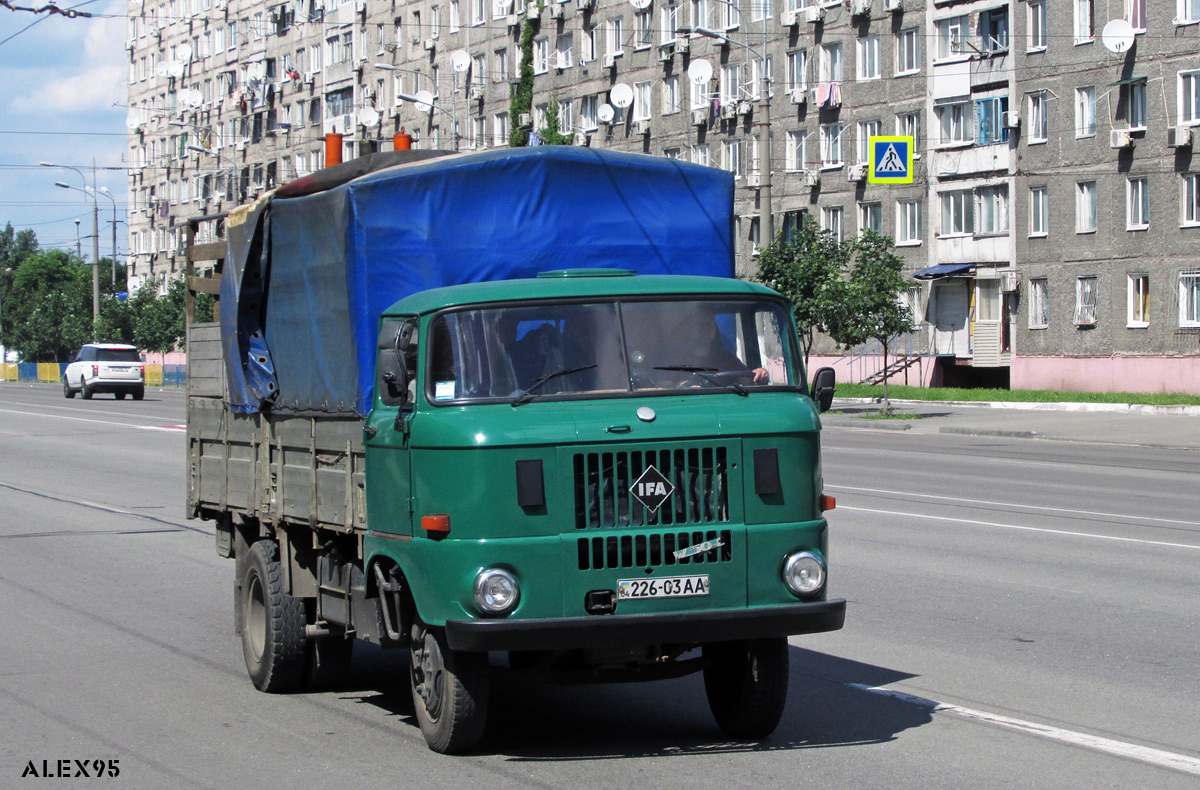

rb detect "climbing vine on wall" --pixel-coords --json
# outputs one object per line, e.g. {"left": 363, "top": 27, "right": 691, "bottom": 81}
{"left": 509, "top": 5, "right": 539, "bottom": 147}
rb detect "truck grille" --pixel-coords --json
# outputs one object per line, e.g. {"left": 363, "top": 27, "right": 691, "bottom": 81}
{"left": 577, "top": 529, "right": 734, "bottom": 571}
{"left": 572, "top": 446, "right": 730, "bottom": 530}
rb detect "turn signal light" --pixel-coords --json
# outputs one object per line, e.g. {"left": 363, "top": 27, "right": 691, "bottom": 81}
{"left": 819, "top": 495, "right": 836, "bottom": 512}
{"left": 421, "top": 514, "right": 451, "bottom": 533}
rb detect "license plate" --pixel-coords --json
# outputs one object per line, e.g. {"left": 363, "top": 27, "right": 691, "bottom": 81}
{"left": 617, "top": 575, "right": 710, "bottom": 600}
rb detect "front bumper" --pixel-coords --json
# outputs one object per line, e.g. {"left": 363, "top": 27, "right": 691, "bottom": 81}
{"left": 444, "top": 598, "right": 846, "bottom": 652}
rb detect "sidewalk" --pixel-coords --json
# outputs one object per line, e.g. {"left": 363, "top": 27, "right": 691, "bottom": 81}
{"left": 824, "top": 398, "right": 1200, "bottom": 451}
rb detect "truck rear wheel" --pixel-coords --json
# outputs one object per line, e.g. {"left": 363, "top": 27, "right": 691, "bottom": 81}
{"left": 409, "top": 620, "right": 489, "bottom": 754}
{"left": 240, "top": 540, "right": 308, "bottom": 692}
{"left": 703, "top": 637, "right": 789, "bottom": 739}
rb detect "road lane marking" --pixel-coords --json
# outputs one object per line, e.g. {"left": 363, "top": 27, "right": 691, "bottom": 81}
{"left": 829, "top": 484, "right": 1200, "bottom": 529}
{"left": 849, "top": 684, "right": 1200, "bottom": 777}
{"left": 0, "top": 407, "right": 176, "bottom": 432}
{"left": 837, "top": 505, "right": 1200, "bottom": 551}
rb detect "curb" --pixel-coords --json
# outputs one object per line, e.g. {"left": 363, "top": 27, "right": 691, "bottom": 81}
{"left": 834, "top": 397, "right": 1200, "bottom": 416}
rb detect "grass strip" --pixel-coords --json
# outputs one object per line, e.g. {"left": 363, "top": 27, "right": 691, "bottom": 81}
{"left": 835, "top": 382, "right": 1200, "bottom": 407}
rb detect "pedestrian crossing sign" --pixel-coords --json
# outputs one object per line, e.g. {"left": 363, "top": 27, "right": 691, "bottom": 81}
{"left": 868, "top": 136, "right": 914, "bottom": 184}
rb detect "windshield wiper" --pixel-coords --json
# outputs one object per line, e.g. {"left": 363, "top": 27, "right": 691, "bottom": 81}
{"left": 511, "top": 364, "right": 598, "bottom": 406}
{"left": 654, "top": 365, "right": 748, "bottom": 396}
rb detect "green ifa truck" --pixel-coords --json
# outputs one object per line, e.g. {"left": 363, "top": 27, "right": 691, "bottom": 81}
{"left": 186, "top": 147, "right": 844, "bottom": 754}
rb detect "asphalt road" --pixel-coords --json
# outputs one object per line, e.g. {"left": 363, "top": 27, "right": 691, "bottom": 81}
{"left": 1, "top": 383, "right": 1197, "bottom": 788}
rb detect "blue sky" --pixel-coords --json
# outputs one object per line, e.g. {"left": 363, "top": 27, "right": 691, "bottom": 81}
{"left": 1, "top": 0, "right": 128, "bottom": 258}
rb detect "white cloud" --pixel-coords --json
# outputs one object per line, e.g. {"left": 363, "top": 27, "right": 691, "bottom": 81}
{"left": 9, "top": 11, "right": 127, "bottom": 114}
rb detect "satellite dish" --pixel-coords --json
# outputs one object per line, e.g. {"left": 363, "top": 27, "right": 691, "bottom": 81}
{"left": 450, "top": 49, "right": 471, "bottom": 72}
{"left": 156, "top": 61, "right": 168, "bottom": 77}
{"left": 687, "top": 59, "right": 713, "bottom": 85}
{"left": 176, "top": 42, "right": 193, "bottom": 62}
{"left": 168, "top": 61, "right": 185, "bottom": 78}
{"left": 598, "top": 103, "right": 615, "bottom": 123}
{"left": 413, "top": 89, "right": 435, "bottom": 113}
{"left": 1101, "top": 19, "right": 1135, "bottom": 53}
{"left": 630, "top": 0, "right": 651, "bottom": 8}
{"left": 125, "top": 114, "right": 143, "bottom": 130}
{"left": 359, "top": 106, "right": 380, "bottom": 127}
{"left": 189, "top": 89, "right": 205, "bottom": 107}
{"left": 609, "top": 83, "right": 634, "bottom": 108}
{"left": 249, "top": 62, "right": 266, "bottom": 80}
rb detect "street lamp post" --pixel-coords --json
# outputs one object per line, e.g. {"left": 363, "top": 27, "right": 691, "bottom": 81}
{"left": 374, "top": 63, "right": 460, "bottom": 150}
{"left": 54, "top": 181, "right": 101, "bottom": 326}
{"left": 97, "top": 187, "right": 119, "bottom": 289}
{"left": 676, "top": 22, "right": 774, "bottom": 253}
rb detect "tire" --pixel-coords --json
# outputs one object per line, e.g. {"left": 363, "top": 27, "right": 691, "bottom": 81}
{"left": 132, "top": 387, "right": 145, "bottom": 401}
{"left": 410, "top": 620, "right": 489, "bottom": 754}
{"left": 304, "top": 635, "right": 354, "bottom": 690}
{"left": 81, "top": 379, "right": 94, "bottom": 399}
{"left": 115, "top": 392, "right": 127, "bottom": 400}
{"left": 703, "top": 637, "right": 790, "bottom": 739}
{"left": 239, "top": 541, "right": 308, "bottom": 692}
{"left": 63, "top": 378, "right": 75, "bottom": 399}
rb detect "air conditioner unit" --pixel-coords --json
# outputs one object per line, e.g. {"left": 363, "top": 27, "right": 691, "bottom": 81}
{"left": 849, "top": 0, "right": 870, "bottom": 16}
{"left": 526, "top": 2, "right": 539, "bottom": 18}
{"left": 574, "top": 130, "right": 589, "bottom": 145}
{"left": 691, "top": 108, "right": 708, "bottom": 125}
{"left": 423, "top": 38, "right": 435, "bottom": 50}
{"left": 551, "top": 2, "right": 563, "bottom": 16}
{"left": 411, "top": 34, "right": 422, "bottom": 44}
{"left": 781, "top": 8, "right": 797, "bottom": 25}
{"left": 633, "top": 119, "right": 650, "bottom": 134}
{"left": 1167, "top": 125, "right": 1193, "bottom": 148}
{"left": 745, "top": 172, "right": 761, "bottom": 187}
{"left": 507, "top": 13, "right": 520, "bottom": 26}
{"left": 789, "top": 87, "right": 806, "bottom": 104}
{"left": 805, "top": 5, "right": 824, "bottom": 22}
{"left": 578, "top": 0, "right": 595, "bottom": 9}
{"left": 1003, "top": 111, "right": 1020, "bottom": 129}
{"left": 883, "top": 0, "right": 900, "bottom": 10}
{"left": 469, "top": 85, "right": 484, "bottom": 99}
{"left": 736, "top": 101, "right": 753, "bottom": 116}
{"left": 1000, "top": 271, "right": 1020, "bottom": 292}
{"left": 659, "top": 45, "right": 673, "bottom": 61}
{"left": 803, "top": 170, "right": 820, "bottom": 187}
{"left": 720, "top": 103, "right": 736, "bottom": 119}
{"left": 603, "top": 53, "right": 616, "bottom": 68}
{"left": 355, "top": 0, "right": 365, "bottom": 12}
{"left": 674, "top": 37, "right": 689, "bottom": 53}
{"left": 236, "top": 140, "right": 245, "bottom": 151}
{"left": 518, "top": 112, "right": 531, "bottom": 127}
{"left": 1109, "top": 129, "right": 1133, "bottom": 149}
{"left": 847, "top": 163, "right": 867, "bottom": 181}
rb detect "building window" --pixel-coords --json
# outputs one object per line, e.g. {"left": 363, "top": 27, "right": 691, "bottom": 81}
{"left": 787, "top": 50, "right": 808, "bottom": 91}
{"left": 559, "top": 98, "right": 574, "bottom": 132}
{"left": 692, "top": 143, "right": 711, "bottom": 167}
{"left": 494, "top": 49, "right": 509, "bottom": 81}
{"left": 1128, "top": 274, "right": 1150, "bottom": 327}
{"left": 1029, "top": 278, "right": 1049, "bottom": 328}
{"left": 555, "top": 34, "right": 573, "bottom": 69}
{"left": 819, "top": 43, "right": 843, "bottom": 82}
{"left": 898, "top": 199, "right": 922, "bottom": 245}
{"left": 977, "top": 279, "right": 1001, "bottom": 321}
{"left": 1179, "top": 0, "right": 1200, "bottom": 24}
{"left": 1028, "top": 92, "right": 1048, "bottom": 143}
{"left": 982, "top": 7, "right": 1009, "bottom": 52}
{"left": 723, "top": 140, "right": 742, "bottom": 176}
{"left": 720, "top": 0, "right": 738, "bottom": 29}
{"left": 581, "top": 26, "right": 596, "bottom": 62}
{"left": 898, "top": 111, "right": 921, "bottom": 148}
{"left": 977, "top": 96, "right": 1009, "bottom": 145}
{"left": 662, "top": 75, "right": 680, "bottom": 115}
{"left": 1180, "top": 71, "right": 1200, "bottom": 125}
{"left": 493, "top": 112, "right": 509, "bottom": 146}
{"left": 533, "top": 37, "right": 549, "bottom": 73}
{"left": 936, "top": 16, "right": 969, "bottom": 61}
{"left": 751, "top": 0, "right": 770, "bottom": 22}
{"left": 634, "top": 81, "right": 652, "bottom": 121}
{"left": 823, "top": 206, "right": 844, "bottom": 242}
{"left": 1074, "top": 0, "right": 1093, "bottom": 43}
{"left": 1127, "top": 177, "right": 1149, "bottom": 229}
{"left": 897, "top": 28, "right": 920, "bottom": 75}
{"left": 1028, "top": 1, "right": 1047, "bottom": 50}
{"left": 1074, "top": 275, "right": 1098, "bottom": 325}
{"left": 1128, "top": 0, "right": 1146, "bottom": 31}
{"left": 941, "top": 189, "right": 974, "bottom": 235}
{"left": 1180, "top": 271, "right": 1200, "bottom": 327}
{"left": 691, "top": 0, "right": 709, "bottom": 30}
{"left": 1184, "top": 174, "right": 1200, "bottom": 226}
{"left": 1076, "top": 181, "right": 1098, "bottom": 233}
{"left": 661, "top": 4, "right": 679, "bottom": 44}
{"left": 580, "top": 95, "right": 598, "bottom": 129}
{"left": 977, "top": 185, "right": 1009, "bottom": 234}
{"left": 1030, "top": 186, "right": 1048, "bottom": 237}
{"left": 1076, "top": 87, "right": 1096, "bottom": 137}
{"left": 720, "top": 64, "right": 743, "bottom": 105}
{"left": 857, "top": 119, "right": 881, "bottom": 164}
{"left": 1125, "top": 81, "right": 1147, "bottom": 129}
{"left": 820, "top": 123, "right": 843, "bottom": 167}
{"left": 785, "top": 130, "right": 807, "bottom": 171}
{"left": 634, "top": 10, "right": 652, "bottom": 48}
{"left": 859, "top": 201, "right": 882, "bottom": 234}
{"left": 690, "top": 76, "right": 708, "bottom": 109}
{"left": 607, "top": 18, "right": 624, "bottom": 56}
{"left": 937, "top": 101, "right": 972, "bottom": 145}
{"left": 857, "top": 36, "right": 880, "bottom": 81}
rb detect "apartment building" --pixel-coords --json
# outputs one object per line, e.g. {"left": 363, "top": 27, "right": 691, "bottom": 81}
{"left": 125, "top": 0, "right": 1200, "bottom": 393}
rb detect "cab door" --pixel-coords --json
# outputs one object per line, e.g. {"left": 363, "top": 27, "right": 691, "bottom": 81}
{"left": 364, "top": 317, "right": 417, "bottom": 536}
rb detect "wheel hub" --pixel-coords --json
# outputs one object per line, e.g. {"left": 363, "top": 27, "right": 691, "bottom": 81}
{"left": 411, "top": 628, "right": 445, "bottom": 719}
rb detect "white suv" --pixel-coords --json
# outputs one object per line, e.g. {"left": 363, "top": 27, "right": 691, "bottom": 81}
{"left": 63, "top": 343, "right": 146, "bottom": 400}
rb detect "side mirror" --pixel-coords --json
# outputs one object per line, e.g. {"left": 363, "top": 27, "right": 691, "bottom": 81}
{"left": 810, "top": 367, "right": 836, "bottom": 413}
{"left": 377, "top": 319, "right": 411, "bottom": 407}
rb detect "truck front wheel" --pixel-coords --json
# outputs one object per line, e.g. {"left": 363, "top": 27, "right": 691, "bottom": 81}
{"left": 239, "top": 540, "right": 308, "bottom": 692}
{"left": 409, "top": 620, "right": 489, "bottom": 754}
{"left": 702, "top": 637, "right": 790, "bottom": 739}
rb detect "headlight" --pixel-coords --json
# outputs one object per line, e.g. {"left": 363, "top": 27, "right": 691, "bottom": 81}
{"left": 782, "top": 551, "right": 825, "bottom": 597}
{"left": 473, "top": 568, "right": 520, "bottom": 616}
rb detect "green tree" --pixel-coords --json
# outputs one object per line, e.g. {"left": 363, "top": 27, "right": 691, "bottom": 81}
{"left": 509, "top": 10, "right": 539, "bottom": 147}
{"left": 0, "top": 223, "right": 40, "bottom": 344}
{"left": 130, "top": 276, "right": 212, "bottom": 354}
{"left": 832, "top": 230, "right": 913, "bottom": 412}
{"left": 754, "top": 216, "right": 854, "bottom": 367}
{"left": 538, "top": 98, "right": 574, "bottom": 145}
{"left": 4, "top": 250, "right": 92, "bottom": 361}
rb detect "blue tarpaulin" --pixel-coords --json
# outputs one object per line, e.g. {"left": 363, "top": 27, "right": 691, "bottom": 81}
{"left": 220, "top": 146, "right": 736, "bottom": 416}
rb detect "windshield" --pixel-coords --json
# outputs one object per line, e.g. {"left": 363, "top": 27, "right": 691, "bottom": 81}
{"left": 426, "top": 298, "right": 799, "bottom": 403}
{"left": 97, "top": 349, "right": 141, "bottom": 362}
